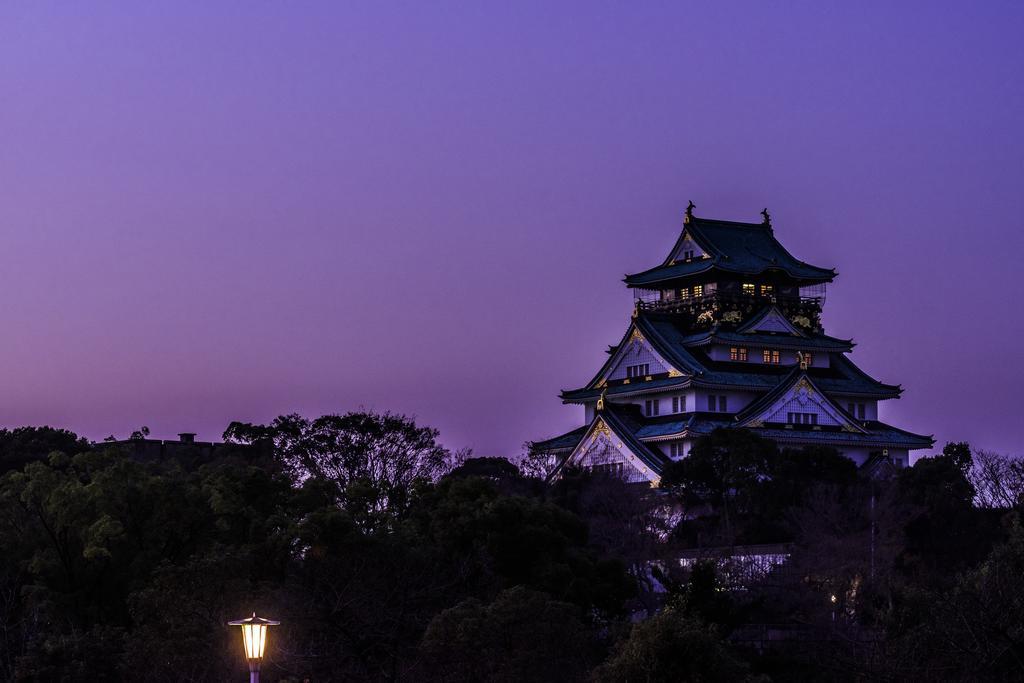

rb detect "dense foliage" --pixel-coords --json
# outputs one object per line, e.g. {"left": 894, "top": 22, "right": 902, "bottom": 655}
{"left": 0, "top": 419, "right": 1021, "bottom": 681}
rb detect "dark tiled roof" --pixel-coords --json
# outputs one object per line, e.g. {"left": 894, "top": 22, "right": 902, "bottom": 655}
{"left": 667, "top": 415, "right": 932, "bottom": 449}
{"left": 679, "top": 329, "right": 854, "bottom": 353}
{"left": 539, "top": 410, "right": 932, "bottom": 460}
{"left": 625, "top": 215, "right": 835, "bottom": 287}
{"left": 561, "top": 311, "right": 899, "bottom": 402}
{"left": 529, "top": 425, "right": 588, "bottom": 453}
{"left": 634, "top": 413, "right": 732, "bottom": 439}
{"left": 748, "top": 422, "right": 934, "bottom": 449}
{"left": 627, "top": 410, "right": 930, "bottom": 450}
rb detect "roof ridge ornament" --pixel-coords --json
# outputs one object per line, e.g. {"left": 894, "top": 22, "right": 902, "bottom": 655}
{"left": 685, "top": 200, "right": 696, "bottom": 224}
{"left": 596, "top": 387, "right": 607, "bottom": 412}
{"left": 761, "top": 207, "right": 771, "bottom": 228}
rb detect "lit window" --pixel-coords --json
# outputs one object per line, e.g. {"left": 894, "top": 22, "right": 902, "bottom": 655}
{"left": 742, "top": 283, "right": 756, "bottom": 296}
{"left": 729, "top": 347, "right": 748, "bottom": 362}
{"left": 803, "top": 353, "right": 813, "bottom": 367}
{"left": 693, "top": 284, "right": 703, "bottom": 298}
{"left": 644, "top": 399, "right": 659, "bottom": 417}
{"left": 760, "top": 284, "right": 774, "bottom": 296}
{"left": 626, "top": 364, "right": 650, "bottom": 379}
{"left": 762, "top": 349, "right": 781, "bottom": 364}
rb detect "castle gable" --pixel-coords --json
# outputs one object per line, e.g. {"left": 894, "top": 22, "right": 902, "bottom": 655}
{"left": 737, "top": 306, "right": 804, "bottom": 336}
{"left": 738, "top": 374, "right": 865, "bottom": 432}
{"left": 602, "top": 329, "right": 675, "bottom": 383}
{"left": 668, "top": 229, "right": 707, "bottom": 263}
{"left": 563, "top": 416, "right": 661, "bottom": 484}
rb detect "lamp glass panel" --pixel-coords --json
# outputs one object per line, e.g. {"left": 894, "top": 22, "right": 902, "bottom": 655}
{"left": 241, "top": 623, "right": 267, "bottom": 659}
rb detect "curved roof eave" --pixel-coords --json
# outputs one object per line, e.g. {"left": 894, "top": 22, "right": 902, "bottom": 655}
{"left": 624, "top": 261, "right": 837, "bottom": 288}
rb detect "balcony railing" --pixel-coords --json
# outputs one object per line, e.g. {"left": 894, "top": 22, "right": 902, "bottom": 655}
{"left": 636, "top": 291, "right": 823, "bottom": 313}
{"left": 633, "top": 289, "right": 824, "bottom": 333}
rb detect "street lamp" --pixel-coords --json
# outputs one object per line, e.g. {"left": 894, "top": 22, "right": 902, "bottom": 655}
{"left": 228, "top": 612, "right": 280, "bottom": 683}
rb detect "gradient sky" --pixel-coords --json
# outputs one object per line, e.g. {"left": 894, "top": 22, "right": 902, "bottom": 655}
{"left": 1, "top": 2, "right": 1022, "bottom": 458}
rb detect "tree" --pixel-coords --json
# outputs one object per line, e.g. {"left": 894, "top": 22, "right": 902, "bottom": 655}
{"left": 410, "top": 476, "right": 635, "bottom": 618}
{"left": 417, "top": 587, "right": 593, "bottom": 682}
{"left": 661, "top": 430, "right": 856, "bottom": 545}
{"left": 896, "top": 442, "right": 995, "bottom": 580}
{"left": 661, "top": 429, "right": 777, "bottom": 542}
{"left": 549, "top": 467, "right": 677, "bottom": 614}
{"left": 593, "top": 608, "right": 752, "bottom": 683}
{"left": 0, "top": 444, "right": 299, "bottom": 682}
{"left": 223, "top": 411, "right": 463, "bottom": 531}
{"left": 969, "top": 449, "right": 1024, "bottom": 509}
{"left": 876, "top": 512, "right": 1024, "bottom": 680}
{"left": 0, "top": 427, "right": 89, "bottom": 474}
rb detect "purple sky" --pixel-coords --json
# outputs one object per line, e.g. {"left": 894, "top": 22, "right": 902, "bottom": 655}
{"left": 1, "top": 3, "right": 1022, "bottom": 458}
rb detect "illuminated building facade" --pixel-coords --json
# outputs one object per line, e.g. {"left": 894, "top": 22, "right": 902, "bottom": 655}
{"left": 532, "top": 203, "right": 932, "bottom": 484}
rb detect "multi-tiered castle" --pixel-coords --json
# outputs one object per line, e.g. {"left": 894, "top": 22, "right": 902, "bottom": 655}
{"left": 533, "top": 203, "right": 932, "bottom": 484}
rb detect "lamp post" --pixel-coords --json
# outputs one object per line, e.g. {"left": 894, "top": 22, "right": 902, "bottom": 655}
{"left": 228, "top": 613, "right": 280, "bottom": 683}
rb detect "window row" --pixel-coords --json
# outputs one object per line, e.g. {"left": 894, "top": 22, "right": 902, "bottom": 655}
{"left": 847, "top": 402, "right": 867, "bottom": 420}
{"left": 788, "top": 412, "right": 818, "bottom": 425}
{"left": 625, "top": 363, "right": 650, "bottom": 379}
{"left": 642, "top": 396, "right": 689, "bottom": 416}
{"left": 742, "top": 283, "right": 774, "bottom": 296}
{"left": 706, "top": 395, "right": 728, "bottom": 412}
{"left": 726, "top": 347, "right": 812, "bottom": 366}
{"left": 674, "top": 284, "right": 704, "bottom": 299}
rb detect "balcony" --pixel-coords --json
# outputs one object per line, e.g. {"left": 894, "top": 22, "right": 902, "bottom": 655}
{"left": 634, "top": 287, "right": 824, "bottom": 331}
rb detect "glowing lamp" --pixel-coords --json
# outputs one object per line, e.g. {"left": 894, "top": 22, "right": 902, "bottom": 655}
{"left": 228, "top": 613, "right": 280, "bottom": 683}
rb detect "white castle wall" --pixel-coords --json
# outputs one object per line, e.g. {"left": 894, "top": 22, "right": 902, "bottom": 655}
{"left": 692, "top": 389, "right": 759, "bottom": 413}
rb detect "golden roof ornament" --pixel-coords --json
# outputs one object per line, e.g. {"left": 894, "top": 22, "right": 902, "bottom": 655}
{"left": 684, "top": 200, "right": 696, "bottom": 224}
{"left": 596, "top": 387, "right": 607, "bottom": 412}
